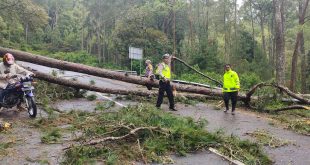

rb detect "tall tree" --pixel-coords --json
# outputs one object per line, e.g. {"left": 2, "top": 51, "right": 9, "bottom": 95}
{"left": 289, "top": 0, "right": 309, "bottom": 91}
{"left": 273, "top": 0, "right": 285, "bottom": 85}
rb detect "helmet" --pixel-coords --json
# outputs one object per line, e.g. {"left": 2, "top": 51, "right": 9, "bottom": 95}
{"left": 3, "top": 53, "right": 15, "bottom": 66}
{"left": 162, "top": 54, "right": 170, "bottom": 59}
{"left": 145, "top": 60, "right": 151, "bottom": 64}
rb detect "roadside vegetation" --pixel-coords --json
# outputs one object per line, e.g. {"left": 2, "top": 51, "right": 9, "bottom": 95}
{"left": 29, "top": 104, "right": 272, "bottom": 165}
{"left": 248, "top": 86, "right": 310, "bottom": 135}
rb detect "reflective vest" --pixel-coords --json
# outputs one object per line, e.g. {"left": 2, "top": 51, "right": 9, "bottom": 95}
{"left": 155, "top": 62, "right": 171, "bottom": 79}
{"left": 223, "top": 69, "right": 240, "bottom": 92}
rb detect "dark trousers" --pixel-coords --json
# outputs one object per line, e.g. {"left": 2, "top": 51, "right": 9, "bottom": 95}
{"left": 223, "top": 92, "right": 238, "bottom": 111}
{"left": 0, "top": 89, "right": 4, "bottom": 102}
{"left": 156, "top": 80, "right": 174, "bottom": 109}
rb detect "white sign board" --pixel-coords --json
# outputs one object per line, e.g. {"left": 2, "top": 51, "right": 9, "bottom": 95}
{"left": 129, "top": 47, "right": 143, "bottom": 60}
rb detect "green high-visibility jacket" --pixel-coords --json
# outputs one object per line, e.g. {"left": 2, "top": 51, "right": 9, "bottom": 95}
{"left": 155, "top": 62, "right": 171, "bottom": 79}
{"left": 223, "top": 69, "right": 240, "bottom": 92}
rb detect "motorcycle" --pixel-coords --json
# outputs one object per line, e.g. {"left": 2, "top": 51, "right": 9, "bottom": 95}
{"left": 0, "top": 74, "right": 37, "bottom": 118}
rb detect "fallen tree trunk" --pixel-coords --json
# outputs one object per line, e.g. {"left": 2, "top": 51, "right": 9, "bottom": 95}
{"left": 30, "top": 69, "right": 309, "bottom": 113}
{"left": 29, "top": 68, "right": 221, "bottom": 101}
{"left": 3, "top": 47, "right": 309, "bottom": 108}
{"left": 0, "top": 47, "right": 230, "bottom": 98}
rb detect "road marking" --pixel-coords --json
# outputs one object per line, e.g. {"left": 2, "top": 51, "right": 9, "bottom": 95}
{"left": 95, "top": 92, "right": 126, "bottom": 107}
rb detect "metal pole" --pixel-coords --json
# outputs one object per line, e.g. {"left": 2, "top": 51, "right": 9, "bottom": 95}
{"left": 131, "top": 59, "right": 132, "bottom": 72}
{"left": 139, "top": 60, "right": 142, "bottom": 75}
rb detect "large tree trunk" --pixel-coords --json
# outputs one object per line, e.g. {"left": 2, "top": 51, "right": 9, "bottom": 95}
{"left": 224, "top": 0, "right": 229, "bottom": 62}
{"left": 189, "top": 0, "right": 193, "bottom": 45}
{"left": 250, "top": 0, "right": 255, "bottom": 59}
{"left": 0, "top": 47, "right": 228, "bottom": 98}
{"left": 260, "top": 13, "right": 266, "bottom": 55}
{"left": 273, "top": 0, "right": 286, "bottom": 85}
{"left": 28, "top": 69, "right": 223, "bottom": 101}
{"left": 234, "top": 0, "right": 238, "bottom": 55}
{"left": 31, "top": 69, "right": 310, "bottom": 111}
{"left": 289, "top": 0, "right": 309, "bottom": 91}
{"left": 29, "top": 69, "right": 310, "bottom": 107}
{"left": 24, "top": 22, "right": 29, "bottom": 44}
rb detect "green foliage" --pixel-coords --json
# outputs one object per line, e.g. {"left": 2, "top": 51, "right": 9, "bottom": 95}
{"left": 35, "top": 80, "right": 76, "bottom": 103}
{"left": 247, "top": 86, "right": 310, "bottom": 135}
{"left": 41, "top": 128, "right": 62, "bottom": 144}
{"left": 239, "top": 73, "right": 262, "bottom": 90}
{"left": 62, "top": 146, "right": 117, "bottom": 165}
{"left": 61, "top": 104, "right": 271, "bottom": 164}
{"left": 86, "top": 94, "right": 97, "bottom": 101}
{"left": 178, "top": 70, "right": 222, "bottom": 87}
{"left": 50, "top": 52, "right": 99, "bottom": 66}
{"left": 218, "top": 135, "right": 271, "bottom": 165}
{"left": 272, "top": 110, "right": 310, "bottom": 135}
{"left": 178, "top": 67, "right": 267, "bottom": 91}
{"left": 246, "top": 129, "right": 291, "bottom": 148}
{"left": 0, "top": 0, "right": 306, "bottom": 89}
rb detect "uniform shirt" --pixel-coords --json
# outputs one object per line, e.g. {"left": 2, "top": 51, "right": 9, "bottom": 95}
{"left": 155, "top": 56, "right": 172, "bottom": 80}
{"left": 0, "top": 62, "right": 33, "bottom": 89}
{"left": 223, "top": 69, "right": 240, "bottom": 92}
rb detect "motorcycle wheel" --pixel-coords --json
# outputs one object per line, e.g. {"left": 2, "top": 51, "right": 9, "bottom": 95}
{"left": 26, "top": 96, "right": 37, "bottom": 118}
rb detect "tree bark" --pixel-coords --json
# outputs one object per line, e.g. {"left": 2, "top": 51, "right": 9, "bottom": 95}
{"left": 173, "top": 0, "right": 176, "bottom": 56}
{"left": 260, "top": 12, "right": 266, "bottom": 55}
{"left": 224, "top": 0, "right": 228, "bottom": 62}
{"left": 26, "top": 68, "right": 223, "bottom": 101}
{"left": 32, "top": 70, "right": 310, "bottom": 113}
{"left": 0, "top": 47, "right": 230, "bottom": 98}
{"left": 273, "top": 0, "right": 286, "bottom": 85}
{"left": 250, "top": 0, "right": 255, "bottom": 59}
{"left": 289, "top": 0, "right": 309, "bottom": 91}
{"left": 234, "top": 0, "right": 238, "bottom": 55}
{"left": 24, "top": 22, "right": 29, "bottom": 44}
{"left": 189, "top": 0, "right": 193, "bottom": 45}
{"left": 245, "top": 82, "right": 310, "bottom": 105}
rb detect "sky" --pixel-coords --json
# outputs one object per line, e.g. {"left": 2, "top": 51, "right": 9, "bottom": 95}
{"left": 237, "top": 0, "right": 244, "bottom": 7}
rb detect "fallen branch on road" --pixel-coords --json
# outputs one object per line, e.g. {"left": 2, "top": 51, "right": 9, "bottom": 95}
{"left": 245, "top": 82, "right": 310, "bottom": 105}
{"left": 251, "top": 105, "right": 310, "bottom": 113}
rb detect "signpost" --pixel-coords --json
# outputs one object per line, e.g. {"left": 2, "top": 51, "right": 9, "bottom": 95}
{"left": 129, "top": 47, "right": 143, "bottom": 75}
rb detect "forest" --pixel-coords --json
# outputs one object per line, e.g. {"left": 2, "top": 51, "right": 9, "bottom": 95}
{"left": 0, "top": 0, "right": 309, "bottom": 92}
{"left": 0, "top": 0, "right": 310, "bottom": 165}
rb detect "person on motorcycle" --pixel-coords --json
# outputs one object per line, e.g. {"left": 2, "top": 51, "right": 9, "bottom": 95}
{"left": 0, "top": 53, "right": 34, "bottom": 110}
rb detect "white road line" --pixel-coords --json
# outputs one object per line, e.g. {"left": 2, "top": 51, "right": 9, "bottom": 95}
{"left": 95, "top": 92, "right": 126, "bottom": 107}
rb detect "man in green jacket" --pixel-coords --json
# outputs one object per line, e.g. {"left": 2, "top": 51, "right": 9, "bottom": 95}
{"left": 223, "top": 64, "right": 240, "bottom": 115}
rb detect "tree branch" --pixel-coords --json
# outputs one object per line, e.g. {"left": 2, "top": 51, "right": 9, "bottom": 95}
{"left": 245, "top": 83, "right": 310, "bottom": 105}
{"left": 64, "top": 126, "right": 169, "bottom": 150}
